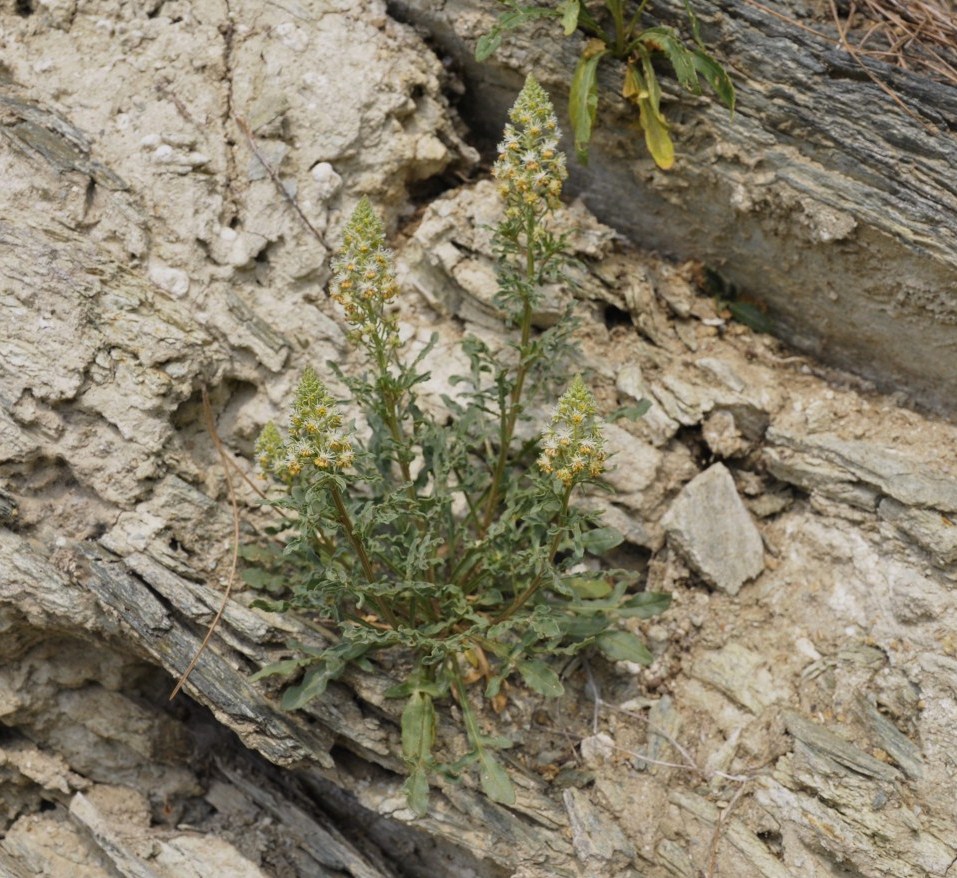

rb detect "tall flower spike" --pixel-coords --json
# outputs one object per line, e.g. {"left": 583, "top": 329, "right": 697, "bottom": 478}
{"left": 329, "top": 198, "right": 400, "bottom": 350}
{"left": 492, "top": 74, "right": 567, "bottom": 217}
{"left": 284, "top": 367, "right": 355, "bottom": 476}
{"left": 538, "top": 375, "right": 606, "bottom": 488}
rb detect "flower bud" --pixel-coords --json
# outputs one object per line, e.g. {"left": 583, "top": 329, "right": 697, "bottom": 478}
{"left": 538, "top": 375, "right": 606, "bottom": 488}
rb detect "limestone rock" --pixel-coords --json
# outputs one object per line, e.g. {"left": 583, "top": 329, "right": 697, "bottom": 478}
{"left": 661, "top": 463, "right": 765, "bottom": 594}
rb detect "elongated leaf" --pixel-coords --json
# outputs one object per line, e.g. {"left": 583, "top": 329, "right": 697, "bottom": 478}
{"left": 401, "top": 691, "right": 436, "bottom": 816}
{"left": 568, "top": 576, "right": 613, "bottom": 599}
{"left": 404, "top": 768, "right": 430, "bottom": 818}
{"left": 633, "top": 58, "right": 674, "bottom": 170}
{"left": 636, "top": 28, "right": 699, "bottom": 93}
{"left": 282, "top": 663, "right": 333, "bottom": 709}
{"left": 558, "top": 0, "right": 580, "bottom": 35}
{"left": 622, "top": 63, "right": 643, "bottom": 101}
{"left": 478, "top": 750, "right": 516, "bottom": 805}
{"left": 401, "top": 691, "right": 436, "bottom": 763}
{"left": 609, "top": 399, "right": 652, "bottom": 421}
{"left": 727, "top": 300, "right": 772, "bottom": 333}
{"left": 517, "top": 659, "right": 565, "bottom": 697}
{"left": 683, "top": 0, "right": 704, "bottom": 46}
{"left": 475, "top": 32, "right": 502, "bottom": 62}
{"left": 692, "top": 49, "right": 736, "bottom": 114}
{"left": 569, "top": 42, "right": 607, "bottom": 163}
{"left": 639, "top": 49, "right": 666, "bottom": 123}
{"left": 619, "top": 591, "right": 672, "bottom": 619}
{"left": 597, "top": 629, "right": 654, "bottom": 665}
{"left": 581, "top": 526, "right": 624, "bottom": 555}
{"left": 639, "top": 97, "right": 674, "bottom": 168}
{"left": 250, "top": 658, "right": 303, "bottom": 681}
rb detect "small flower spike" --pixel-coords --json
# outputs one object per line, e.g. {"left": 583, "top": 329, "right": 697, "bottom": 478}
{"left": 329, "top": 198, "right": 400, "bottom": 350}
{"left": 288, "top": 367, "right": 355, "bottom": 474}
{"left": 255, "top": 421, "right": 286, "bottom": 479}
{"left": 256, "top": 368, "right": 355, "bottom": 481}
{"left": 538, "top": 375, "right": 606, "bottom": 488}
{"left": 492, "top": 74, "right": 568, "bottom": 217}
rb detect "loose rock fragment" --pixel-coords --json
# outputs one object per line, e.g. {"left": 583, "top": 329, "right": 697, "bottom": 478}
{"left": 661, "top": 463, "right": 765, "bottom": 594}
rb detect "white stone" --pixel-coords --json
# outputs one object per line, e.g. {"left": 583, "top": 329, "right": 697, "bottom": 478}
{"left": 661, "top": 463, "right": 765, "bottom": 594}
{"left": 147, "top": 261, "right": 190, "bottom": 298}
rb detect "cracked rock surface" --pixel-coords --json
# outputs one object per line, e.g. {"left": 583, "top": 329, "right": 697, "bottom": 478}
{"left": 2, "top": 1, "right": 957, "bottom": 877}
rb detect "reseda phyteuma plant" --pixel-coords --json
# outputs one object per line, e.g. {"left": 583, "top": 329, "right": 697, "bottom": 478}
{"left": 476, "top": 0, "right": 735, "bottom": 169}
{"left": 252, "top": 74, "right": 669, "bottom": 815}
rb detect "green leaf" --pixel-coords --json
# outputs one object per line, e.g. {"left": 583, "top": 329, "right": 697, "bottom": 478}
{"left": 248, "top": 596, "right": 292, "bottom": 613}
{"left": 516, "top": 659, "right": 565, "bottom": 697}
{"left": 401, "top": 690, "right": 436, "bottom": 817}
{"left": 567, "top": 576, "right": 613, "bottom": 599}
{"left": 609, "top": 400, "right": 652, "bottom": 422}
{"left": 596, "top": 630, "right": 654, "bottom": 665}
{"left": 475, "top": 31, "right": 501, "bottom": 62}
{"left": 581, "top": 526, "right": 624, "bottom": 555}
{"left": 682, "top": 0, "right": 704, "bottom": 46}
{"left": 619, "top": 591, "right": 672, "bottom": 619}
{"left": 556, "top": 613, "right": 609, "bottom": 640}
{"left": 568, "top": 41, "right": 607, "bottom": 163}
{"left": 282, "top": 664, "right": 334, "bottom": 710}
{"left": 404, "top": 768, "right": 430, "bottom": 818}
{"left": 558, "top": 0, "right": 580, "bottom": 35}
{"left": 401, "top": 691, "right": 436, "bottom": 764}
{"left": 727, "top": 300, "right": 773, "bottom": 334}
{"left": 636, "top": 28, "right": 699, "bottom": 93}
{"left": 242, "top": 568, "right": 281, "bottom": 590}
{"left": 250, "top": 658, "right": 303, "bottom": 682}
{"left": 692, "top": 49, "right": 736, "bottom": 114}
{"left": 478, "top": 750, "right": 516, "bottom": 805}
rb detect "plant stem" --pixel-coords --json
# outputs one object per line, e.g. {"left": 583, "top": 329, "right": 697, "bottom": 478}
{"left": 481, "top": 211, "right": 538, "bottom": 533}
{"left": 449, "top": 657, "right": 485, "bottom": 754}
{"left": 329, "top": 483, "right": 400, "bottom": 629}
{"left": 607, "top": 0, "right": 626, "bottom": 54}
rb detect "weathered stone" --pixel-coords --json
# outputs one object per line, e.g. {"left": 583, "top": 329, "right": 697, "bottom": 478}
{"left": 879, "top": 498, "right": 957, "bottom": 567}
{"left": 661, "top": 464, "right": 765, "bottom": 594}
{"left": 692, "top": 643, "right": 784, "bottom": 715}
{"left": 563, "top": 788, "right": 636, "bottom": 864}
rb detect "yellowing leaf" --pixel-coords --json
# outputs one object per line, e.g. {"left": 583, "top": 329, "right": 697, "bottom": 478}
{"left": 638, "top": 94, "right": 675, "bottom": 170}
{"left": 569, "top": 41, "right": 607, "bottom": 163}
{"left": 558, "top": 0, "right": 580, "bottom": 36}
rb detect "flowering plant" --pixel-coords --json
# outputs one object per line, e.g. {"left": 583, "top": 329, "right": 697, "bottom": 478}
{"left": 250, "top": 75, "right": 668, "bottom": 815}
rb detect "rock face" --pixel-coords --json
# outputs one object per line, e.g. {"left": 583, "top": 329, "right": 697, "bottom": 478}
{"left": 3, "top": 1, "right": 957, "bottom": 877}
{"left": 389, "top": 0, "right": 957, "bottom": 415}
{"left": 661, "top": 463, "right": 765, "bottom": 595}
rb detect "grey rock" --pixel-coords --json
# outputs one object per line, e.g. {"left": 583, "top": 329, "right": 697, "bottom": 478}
{"left": 879, "top": 498, "right": 957, "bottom": 566}
{"left": 661, "top": 463, "right": 765, "bottom": 594}
{"left": 562, "top": 788, "right": 636, "bottom": 864}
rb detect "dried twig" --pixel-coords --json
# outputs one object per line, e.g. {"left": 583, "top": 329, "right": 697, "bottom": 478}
{"left": 170, "top": 389, "right": 241, "bottom": 699}
{"left": 234, "top": 113, "right": 327, "bottom": 250}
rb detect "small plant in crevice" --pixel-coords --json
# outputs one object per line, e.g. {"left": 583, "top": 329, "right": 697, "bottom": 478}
{"left": 476, "top": 0, "right": 735, "bottom": 168}
{"left": 249, "top": 74, "right": 669, "bottom": 815}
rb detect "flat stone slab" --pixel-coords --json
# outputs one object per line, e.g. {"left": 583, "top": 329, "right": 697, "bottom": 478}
{"left": 661, "top": 463, "right": 765, "bottom": 594}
